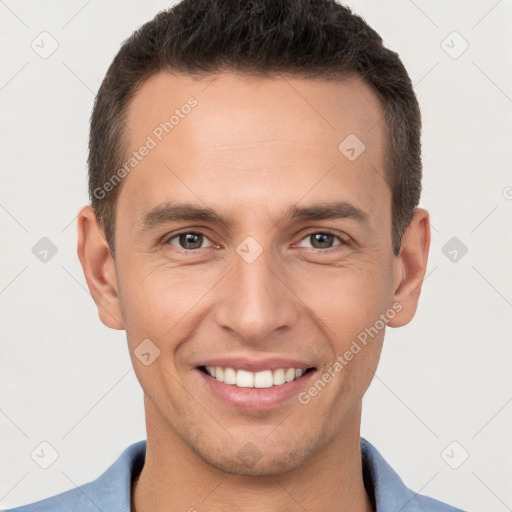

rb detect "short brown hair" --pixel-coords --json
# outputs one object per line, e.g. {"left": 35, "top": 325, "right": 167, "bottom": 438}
{"left": 88, "top": 0, "right": 422, "bottom": 259}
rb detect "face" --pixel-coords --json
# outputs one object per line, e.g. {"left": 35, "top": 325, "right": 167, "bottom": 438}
{"left": 81, "top": 71, "right": 425, "bottom": 476}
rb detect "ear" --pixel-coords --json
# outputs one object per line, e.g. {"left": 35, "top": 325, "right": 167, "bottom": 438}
{"left": 387, "top": 208, "right": 431, "bottom": 328}
{"left": 77, "top": 205, "right": 124, "bottom": 330}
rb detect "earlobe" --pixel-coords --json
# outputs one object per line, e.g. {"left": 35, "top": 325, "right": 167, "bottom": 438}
{"left": 387, "top": 208, "right": 431, "bottom": 328}
{"left": 77, "top": 205, "right": 124, "bottom": 330}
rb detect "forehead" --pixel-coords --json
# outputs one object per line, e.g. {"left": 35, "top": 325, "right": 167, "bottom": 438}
{"left": 124, "top": 70, "right": 384, "bottom": 150}
{"left": 118, "top": 71, "right": 389, "bottom": 228}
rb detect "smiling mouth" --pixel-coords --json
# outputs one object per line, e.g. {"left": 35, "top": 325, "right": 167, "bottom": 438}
{"left": 198, "top": 366, "right": 316, "bottom": 389}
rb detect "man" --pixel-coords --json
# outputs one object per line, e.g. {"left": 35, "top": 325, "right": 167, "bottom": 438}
{"left": 6, "top": 0, "right": 468, "bottom": 510}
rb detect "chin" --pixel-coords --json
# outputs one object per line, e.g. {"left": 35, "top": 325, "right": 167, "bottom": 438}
{"left": 190, "top": 435, "right": 323, "bottom": 477}
{"left": 205, "top": 452, "right": 307, "bottom": 476}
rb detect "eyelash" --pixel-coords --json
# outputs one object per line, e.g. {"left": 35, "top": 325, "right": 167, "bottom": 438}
{"left": 163, "top": 229, "right": 349, "bottom": 252}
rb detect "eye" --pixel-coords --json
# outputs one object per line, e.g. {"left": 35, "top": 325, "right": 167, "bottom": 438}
{"left": 166, "top": 232, "right": 215, "bottom": 250}
{"left": 297, "top": 231, "right": 345, "bottom": 250}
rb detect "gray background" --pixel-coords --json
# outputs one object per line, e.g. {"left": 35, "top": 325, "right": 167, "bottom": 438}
{"left": 1, "top": 1, "right": 511, "bottom": 510}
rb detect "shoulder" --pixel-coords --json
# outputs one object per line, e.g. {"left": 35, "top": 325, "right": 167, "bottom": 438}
{"left": 3, "top": 482, "right": 106, "bottom": 512}
{"left": 360, "top": 437, "right": 468, "bottom": 512}
{"left": 3, "top": 441, "right": 146, "bottom": 512}
{"left": 407, "top": 494, "right": 468, "bottom": 512}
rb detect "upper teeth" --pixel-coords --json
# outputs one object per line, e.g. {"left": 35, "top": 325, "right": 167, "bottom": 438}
{"left": 205, "top": 367, "right": 305, "bottom": 388}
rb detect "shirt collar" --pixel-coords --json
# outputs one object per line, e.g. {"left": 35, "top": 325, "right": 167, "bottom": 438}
{"left": 89, "top": 437, "right": 451, "bottom": 511}
{"left": 361, "top": 437, "right": 422, "bottom": 512}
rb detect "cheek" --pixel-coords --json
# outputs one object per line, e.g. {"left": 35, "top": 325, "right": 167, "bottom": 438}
{"left": 117, "top": 244, "right": 394, "bottom": 353}
{"left": 292, "top": 263, "right": 391, "bottom": 346}
{"left": 117, "top": 262, "right": 220, "bottom": 347}
{"left": 118, "top": 268, "right": 197, "bottom": 397}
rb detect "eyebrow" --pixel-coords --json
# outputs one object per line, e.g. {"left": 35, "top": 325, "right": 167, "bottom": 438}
{"left": 138, "top": 200, "right": 369, "bottom": 233}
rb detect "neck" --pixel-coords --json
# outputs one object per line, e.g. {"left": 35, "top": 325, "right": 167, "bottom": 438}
{"left": 132, "top": 399, "right": 374, "bottom": 512}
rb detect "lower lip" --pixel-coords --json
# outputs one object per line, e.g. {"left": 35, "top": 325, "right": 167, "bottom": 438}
{"left": 196, "top": 369, "right": 316, "bottom": 410}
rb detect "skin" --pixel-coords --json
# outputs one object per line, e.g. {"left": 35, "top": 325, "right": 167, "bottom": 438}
{"left": 77, "top": 71, "right": 430, "bottom": 512}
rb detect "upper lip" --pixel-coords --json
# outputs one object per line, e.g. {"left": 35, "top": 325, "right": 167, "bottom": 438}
{"left": 196, "top": 356, "right": 316, "bottom": 373}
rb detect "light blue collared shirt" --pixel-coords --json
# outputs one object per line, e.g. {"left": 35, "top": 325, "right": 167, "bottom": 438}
{"left": 4, "top": 438, "right": 467, "bottom": 511}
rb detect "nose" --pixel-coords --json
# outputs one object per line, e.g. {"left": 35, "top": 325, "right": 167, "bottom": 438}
{"left": 214, "top": 246, "right": 298, "bottom": 344}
